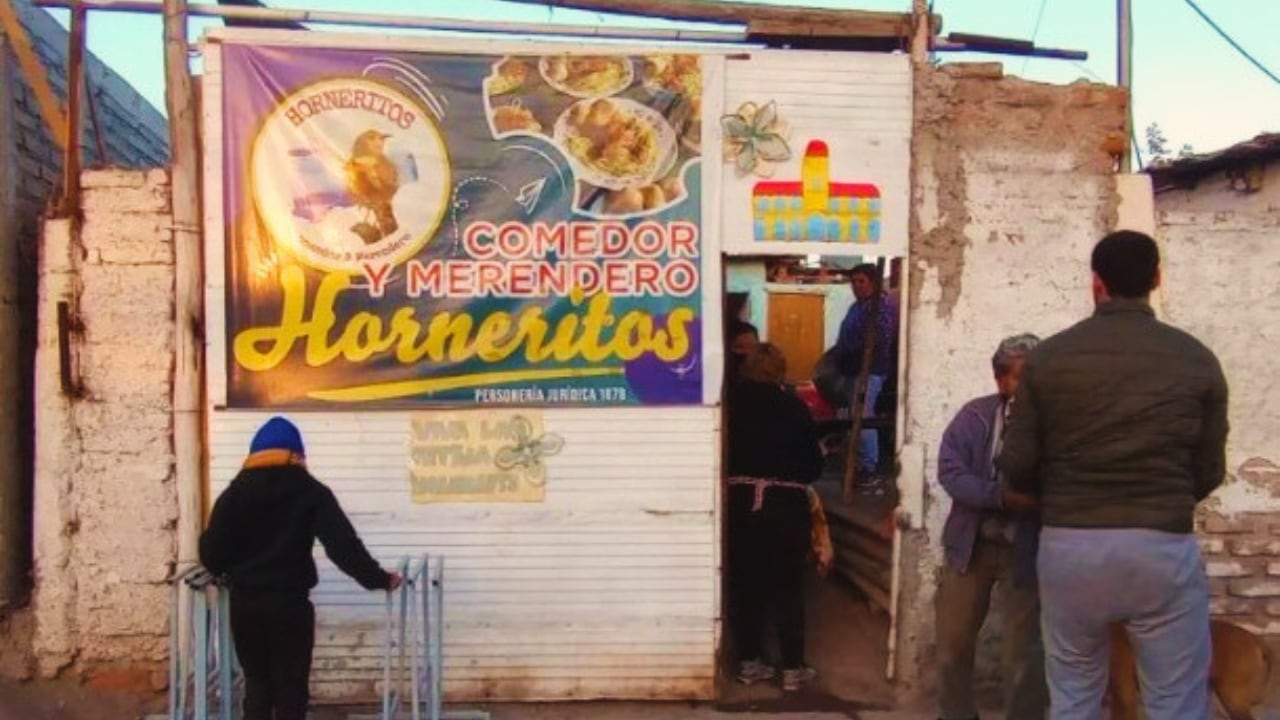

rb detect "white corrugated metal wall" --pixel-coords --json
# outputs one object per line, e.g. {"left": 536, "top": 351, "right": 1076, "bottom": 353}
{"left": 208, "top": 409, "right": 719, "bottom": 701}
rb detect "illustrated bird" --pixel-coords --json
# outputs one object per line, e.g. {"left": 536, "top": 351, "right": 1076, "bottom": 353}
{"left": 344, "top": 129, "right": 401, "bottom": 245}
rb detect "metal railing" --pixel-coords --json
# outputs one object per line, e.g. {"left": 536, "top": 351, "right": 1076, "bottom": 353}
{"left": 167, "top": 556, "right": 486, "bottom": 720}
{"left": 381, "top": 555, "right": 489, "bottom": 720}
{"left": 168, "top": 566, "right": 241, "bottom": 720}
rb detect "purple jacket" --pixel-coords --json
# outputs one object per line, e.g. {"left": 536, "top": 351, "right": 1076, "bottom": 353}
{"left": 938, "top": 394, "right": 1039, "bottom": 587}
{"left": 835, "top": 292, "right": 899, "bottom": 377}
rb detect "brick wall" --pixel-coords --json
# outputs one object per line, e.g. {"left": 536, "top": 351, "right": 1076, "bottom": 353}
{"left": 1202, "top": 509, "right": 1280, "bottom": 629}
{"left": 32, "top": 169, "right": 175, "bottom": 685}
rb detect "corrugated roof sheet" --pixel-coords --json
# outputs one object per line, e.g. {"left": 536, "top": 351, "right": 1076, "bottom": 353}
{"left": 1146, "top": 133, "right": 1280, "bottom": 191}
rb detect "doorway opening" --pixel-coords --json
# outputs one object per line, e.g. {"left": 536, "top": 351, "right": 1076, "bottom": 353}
{"left": 719, "top": 253, "right": 905, "bottom": 710}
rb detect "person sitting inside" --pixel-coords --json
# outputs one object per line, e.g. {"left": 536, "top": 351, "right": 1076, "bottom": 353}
{"left": 833, "top": 263, "right": 899, "bottom": 482}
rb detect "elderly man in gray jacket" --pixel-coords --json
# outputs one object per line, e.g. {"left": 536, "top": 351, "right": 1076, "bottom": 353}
{"left": 935, "top": 334, "right": 1047, "bottom": 720}
{"left": 998, "top": 231, "right": 1229, "bottom": 720}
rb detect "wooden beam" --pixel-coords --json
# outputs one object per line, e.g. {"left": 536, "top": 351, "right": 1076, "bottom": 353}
{"left": 59, "top": 3, "right": 85, "bottom": 213}
{"left": 0, "top": 0, "right": 68, "bottom": 149}
{"left": 38, "top": 0, "right": 745, "bottom": 41}
{"left": 500, "top": 0, "right": 932, "bottom": 40}
{"left": 216, "top": 0, "right": 305, "bottom": 30}
{"left": 163, "top": 0, "right": 204, "bottom": 569}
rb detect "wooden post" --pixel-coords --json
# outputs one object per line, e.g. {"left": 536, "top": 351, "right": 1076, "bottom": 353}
{"left": 86, "top": 79, "right": 108, "bottom": 165}
{"left": 163, "top": 0, "right": 204, "bottom": 569}
{"left": 1117, "top": 0, "right": 1134, "bottom": 172}
{"left": 842, "top": 293, "right": 880, "bottom": 503}
{"left": 910, "top": 0, "right": 931, "bottom": 63}
{"left": 60, "top": 2, "right": 86, "bottom": 213}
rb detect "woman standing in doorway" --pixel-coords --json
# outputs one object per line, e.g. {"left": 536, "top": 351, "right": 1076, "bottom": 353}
{"left": 726, "top": 343, "right": 825, "bottom": 691}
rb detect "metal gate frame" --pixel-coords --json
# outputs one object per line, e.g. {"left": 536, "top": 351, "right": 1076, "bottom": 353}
{"left": 168, "top": 567, "right": 241, "bottom": 720}
{"left": 168, "top": 555, "right": 490, "bottom": 720}
{"left": 381, "top": 555, "right": 489, "bottom": 720}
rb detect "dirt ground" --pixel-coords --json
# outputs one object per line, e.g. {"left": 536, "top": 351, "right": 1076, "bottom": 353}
{"left": 0, "top": 677, "right": 165, "bottom": 720}
{"left": 1, "top": 680, "right": 1276, "bottom": 720}
{"left": 2, "top": 601, "right": 1278, "bottom": 720}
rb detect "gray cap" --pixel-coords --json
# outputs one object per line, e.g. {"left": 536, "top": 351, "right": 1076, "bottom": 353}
{"left": 992, "top": 333, "right": 1040, "bottom": 375}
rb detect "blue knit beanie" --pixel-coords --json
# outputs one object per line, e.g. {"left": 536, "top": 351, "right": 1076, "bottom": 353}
{"left": 249, "top": 416, "right": 305, "bottom": 457}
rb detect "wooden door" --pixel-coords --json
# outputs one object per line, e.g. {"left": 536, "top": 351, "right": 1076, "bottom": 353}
{"left": 766, "top": 293, "right": 825, "bottom": 382}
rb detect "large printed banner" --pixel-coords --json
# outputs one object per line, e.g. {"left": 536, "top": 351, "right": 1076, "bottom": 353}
{"left": 221, "top": 46, "right": 705, "bottom": 407}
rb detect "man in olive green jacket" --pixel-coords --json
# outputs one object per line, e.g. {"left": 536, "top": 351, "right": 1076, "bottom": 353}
{"left": 997, "top": 231, "right": 1228, "bottom": 720}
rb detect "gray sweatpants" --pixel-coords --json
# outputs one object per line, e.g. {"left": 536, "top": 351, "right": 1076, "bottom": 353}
{"left": 1038, "top": 527, "right": 1211, "bottom": 720}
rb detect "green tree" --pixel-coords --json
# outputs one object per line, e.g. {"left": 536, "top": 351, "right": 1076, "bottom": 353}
{"left": 1146, "top": 122, "right": 1170, "bottom": 158}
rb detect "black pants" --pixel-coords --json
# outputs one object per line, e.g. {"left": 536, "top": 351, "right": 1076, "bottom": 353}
{"left": 727, "top": 483, "right": 811, "bottom": 668}
{"left": 229, "top": 588, "right": 315, "bottom": 720}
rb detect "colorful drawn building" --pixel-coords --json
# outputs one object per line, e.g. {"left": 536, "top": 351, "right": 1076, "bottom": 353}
{"left": 752, "top": 140, "right": 881, "bottom": 243}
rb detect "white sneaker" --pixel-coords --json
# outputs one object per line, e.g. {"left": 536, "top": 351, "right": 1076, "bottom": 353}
{"left": 782, "top": 665, "right": 817, "bottom": 691}
{"left": 736, "top": 659, "right": 776, "bottom": 685}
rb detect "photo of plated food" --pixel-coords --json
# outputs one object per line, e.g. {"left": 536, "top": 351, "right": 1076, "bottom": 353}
{"left": 539, "top": 55, "right": 634, "bottom": 98}
{"left": 488, "top": 57, "right": 530, "bottom": 95}
{"left": 642, "top": 54, "right": 702, "bottom": 153}
{"left": 481, "top": 53, "right": 700, "bottom": 218}
{"left": 641, "top": 54, "right": 701, "bottom": 100}
{"left": 554, "top": 98, "right": 676, "bottom": 191}
{"left": 491, "top": 102, "right": 542, "bottom": 134}
{"left": 678, "top": 102, "right": 702, "bottom": 153}
{"left": 599, "top": 174, "right": 687, "bottom": 215}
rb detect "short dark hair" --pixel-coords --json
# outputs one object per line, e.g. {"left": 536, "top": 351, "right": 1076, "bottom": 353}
{"left": 1091, "top": 231, "right": 1159, "bottom": 298}
{"left": 849, "top": 263, "right": 882, "bottom": 289}
{"left": 726, "top": 319, "right": 758, "bottom": 342}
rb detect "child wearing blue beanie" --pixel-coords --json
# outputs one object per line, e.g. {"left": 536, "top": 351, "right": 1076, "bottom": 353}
{"left": 248, "top": 415, "right": 306, "bottom": 457}
{"left": 199, "top": 415, "right": 401, "bottom": 720}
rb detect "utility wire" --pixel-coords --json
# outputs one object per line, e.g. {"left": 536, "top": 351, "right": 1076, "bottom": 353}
{"left": 1019, "top": 0, "right": 1050, "bottom": 76}
{"left": 1070, "top": 61, "right": 1106, "bottom": 83}
{"left": 1183, "top": 0, "right": 1280, "bottom": 87}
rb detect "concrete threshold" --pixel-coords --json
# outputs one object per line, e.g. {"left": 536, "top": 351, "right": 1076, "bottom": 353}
{"left": 322, "top": 704, "right": 1008, "bottom": 720}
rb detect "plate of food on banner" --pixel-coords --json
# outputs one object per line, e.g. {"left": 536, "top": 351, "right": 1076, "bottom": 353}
{"left": 538, "top": 55, "right": 635, "bottom": 99}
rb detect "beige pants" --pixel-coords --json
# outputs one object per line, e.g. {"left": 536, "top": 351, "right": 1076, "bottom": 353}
{"left": 935, "top": 540, "right": 1048, "bottom": 720}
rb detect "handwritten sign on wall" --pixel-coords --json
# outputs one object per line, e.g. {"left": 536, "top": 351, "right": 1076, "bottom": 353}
{"left": 409, "top": 410, "right": 562, "bottom": 503}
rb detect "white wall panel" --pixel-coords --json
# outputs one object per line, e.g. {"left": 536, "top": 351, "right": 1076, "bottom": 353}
{"left": 720, "top": 51, "right": 912, "bottom": 258}
{"left": 209, "top": 408, "right": 719, "bottom": 702}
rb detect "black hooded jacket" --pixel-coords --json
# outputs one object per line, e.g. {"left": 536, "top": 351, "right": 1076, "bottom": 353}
{"left": 199, "top": 463, "right": 391, "bottom": 593}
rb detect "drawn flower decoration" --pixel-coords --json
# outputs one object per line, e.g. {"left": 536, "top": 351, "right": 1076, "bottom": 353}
{"left": 493, "top": 415, "right": 565, "bottom": 487}
{"left": 721, "top": 100, "right": 793, "bottom": 178}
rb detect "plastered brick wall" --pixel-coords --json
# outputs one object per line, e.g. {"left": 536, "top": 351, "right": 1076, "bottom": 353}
{"left": 1158, "top": 158, "right": 1280, "bottom": 641}
{"left": 1201, "top": 510, "right": 1280, "bottom": 628}
{"left": 32, "top": 169, "right": 175, "bottom": 686}
{"left": 893, "top": 62, "right": 1127, "bottom": 700}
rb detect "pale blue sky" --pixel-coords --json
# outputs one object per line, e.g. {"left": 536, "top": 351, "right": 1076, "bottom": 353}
{"left": 48, "top": 0, "right": 1280, "bottom": 161}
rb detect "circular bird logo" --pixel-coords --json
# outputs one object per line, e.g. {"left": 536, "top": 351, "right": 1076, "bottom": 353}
{"left": 248, "top": 78, "right": 451, "bottom": 274}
